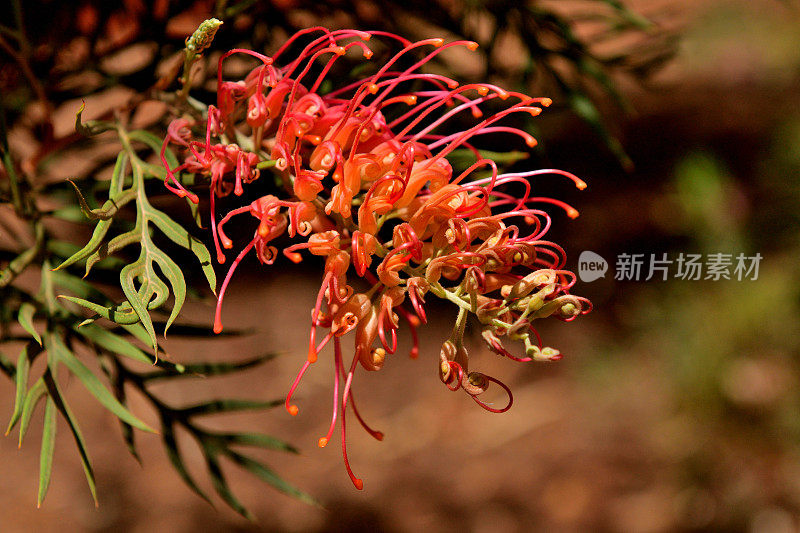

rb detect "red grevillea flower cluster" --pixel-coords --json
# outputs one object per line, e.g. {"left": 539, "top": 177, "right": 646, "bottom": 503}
{"left": 161, "top": 27, "right": 591, "bottom": 490}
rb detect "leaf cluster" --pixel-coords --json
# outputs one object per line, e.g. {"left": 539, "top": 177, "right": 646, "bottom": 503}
{"left": 1, "top": 2, "right": 312, "bottom": 517}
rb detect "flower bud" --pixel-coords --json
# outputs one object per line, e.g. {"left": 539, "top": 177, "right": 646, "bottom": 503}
{"left": 525, "top": 343, "right": 562, "bottom": 362}
{"left": 462, "top": 372, "right": 489, "bottom": 396}
{"left": 501, "top": 269, "right": 557, "bottom": 300}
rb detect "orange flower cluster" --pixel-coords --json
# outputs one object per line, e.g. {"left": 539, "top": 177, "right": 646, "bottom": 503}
{"left": 162, "top": 28, "right": 591, "bottom": 489}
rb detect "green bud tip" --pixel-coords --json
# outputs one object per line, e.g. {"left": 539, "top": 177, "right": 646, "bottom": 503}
{"left": 186, "top": 18, "right": 223, "bottom": 54}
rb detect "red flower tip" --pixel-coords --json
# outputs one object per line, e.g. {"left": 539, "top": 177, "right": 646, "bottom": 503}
{"left": 307, "top": 345, "right": 318, "bottom": 363}
{"left": 430, "top": 38, "right": 444, "bottom": 47}
{"left": 567, "top": 208, "right": 580, "bottom": 219}
{"left": 216, "top": 251, "right": 226, "bottom": 264}
{"left": 213, "top": 319, "right": 223, "bottom": 334}
{"left": 286, "top": 251, "right": 303, "bottom": 263}
{"left": 575, "top": 179, "right": 588, "bottom": 190}
{"left": 466, "top": 41, "right": 479, "bottom": 51}
{"left": 287, "top": 405, "right": 299, "bottom": 416}
{"left": 318, "top": 437, "right": 329, "bottom": 448}
{"left": 540, "top": 97, "right": 553, "bottom": 107}
{"left": 352, "top": 478, "right": 364, "bottom": 490}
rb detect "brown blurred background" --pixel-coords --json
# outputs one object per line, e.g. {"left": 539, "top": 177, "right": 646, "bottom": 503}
{"left": 2, "top": 0, "right": 800, "bottom": 531}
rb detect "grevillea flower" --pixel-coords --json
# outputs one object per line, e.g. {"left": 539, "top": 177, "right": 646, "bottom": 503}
{"left": 162, "top": 27, "right": 591, "bottom": 490}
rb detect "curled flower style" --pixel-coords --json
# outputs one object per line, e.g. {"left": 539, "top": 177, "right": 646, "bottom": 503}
{"left": 162, "top": 27, "right": 591, "bottom": 490}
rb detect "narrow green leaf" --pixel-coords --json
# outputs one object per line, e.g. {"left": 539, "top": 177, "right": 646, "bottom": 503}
{"left": 49, "top": 241, "right": 127, "bottom": 271}
{"left": 205, "top": 453, "right": 253, "bottom": 519}
{"left": 18, "top": 303, "right": 42, "bottom": 345}
{"left": 74, "top": 323, "right": 153, "bottom": 365}
{"left": 149, "top": 246, "right": 186, "bottom": 334}
{"left": 74, "top": 101, "right": 114, "bottom": 136}
{"left": 227, "top": 451, "right": 318, "bottom": 507}
{"left": 54, "top": 340, "right": 155, "bottom": 433}
{"left": 111, "top": 370, "right": 140, "bottom": 463}
{"left": 121, "top": 323, "right": 155, "bottom": 346}
{"left": 162, "top": 422, "right": 212, "bottom": 504}
{"left": 51, "top": 270, "right": 111, "bottom": 302}
{"left": 5, "top": 345, "right": 30, "bottom": 435}
{"left": 43, "top": 371, "right": 98, "bottom": 506}
{"left": 19, "top": 378, "right": 46, "bottom": 447}
{"left": 49, "top": 205, "right": 88, "bottom": 224}
{"left": 142, "top": 353, "right": 277, "bottom": 381}
{"left": 147, "top": 206, "right": 216, "bottom": 294}
{"left": 0, "top": 351, "right": 15, "bottom": 378}
{"left": 120, "top": 261, "right": 158, "bottom": 353}
{"left": 221, "top": 432, "right": 298, "bottom": 454}
{"left": 128, "top": 130, "right": 178, "bottom": 168}
{"left": 58, "top": 296, "right": 141, "bottom": 325}
{"left": 181, "top": 399, "right": 283, "bottom": 417}
{"left": 85, "top": 229, "right": 139, "bottom": 276}
{"left": 37, "top": 397, "right": 57, "bottom": 507}
{"left": 54, "top": 218, "right": 113, "bottom": 271}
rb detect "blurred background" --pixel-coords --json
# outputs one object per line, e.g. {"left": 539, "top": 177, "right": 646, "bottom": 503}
{"left": 1, "top": 0, "right": 800, "bottom": 531}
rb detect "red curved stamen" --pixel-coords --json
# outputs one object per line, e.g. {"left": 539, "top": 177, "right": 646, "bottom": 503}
{"left": 285, "top": 360, "right": 312, "bottom": 417}
{"left": 213, "top": 235, "right": 256, "bottom": 334}
{"left": 468, "top": 375, "right": 513, "bottom": 413}
{"left": 319, "top": 339, "right": 343, "bottom": 448}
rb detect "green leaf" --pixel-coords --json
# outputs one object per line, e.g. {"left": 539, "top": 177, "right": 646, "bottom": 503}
{"left": 128, "top": 130, "right": 178, "bottom": 167}
{"left": 5, "top": 345, "right": 30, "bottom": 435}
{"left": 146, "top": 205, "right": 216, "bottom": 294}
{"left": 43, "top": 371, "right": 98, "bottom": 506}
{"left": 74, "top": 323, "right": 153, "bottom": 365}
{"left": 19, "top": 378, "right": 46, "bottom": 447}
{"left": 111, "top": 370, "right": 140, "bottom": 463}
{"left": 448, "top": 148, "right": 530, "bottom": 172}
{"left": 227, "top": 451, "right": 318, "bottom": 507}
{"left": 205, "top": 453, "right": 253, "bottom": 520}
{"left": 119, "top": 260, "right": 159, "bottom": 353}
{"left": 142, "top": 353, "right": 276, "bottom": 381}
{"left": 181, "top": 399, "right": 283, "bottom": 417}
{"left": 148, "top": 244, "right": 186, "bottom": 334}
{"left": 51, "top": 270, "right": 112, "bottom": 302}
{"left": 58, "top": 296, "right": 141, "bottom": 325}
{"left": 37, "top": 397, "right": 57, "bottom": 507}
{"left": 54, "top": 153, "right": 128, "bottom": 272}
{"left": 18, "top": 303, "right": 42, "bottom": 345}
{"left": 221, "top": 432, "right": 298, "bottom": 454}
{"left": 54, "top": 218, "right": 114, "bottom": 271}
{"left": 162, "top": 422, "right": 212, "bottom": 504}
{"left": 121, "top": 322, "right": 157, "bottom": 346}
{"left": 75, "top": 101, "right": 114, "bottom": 136}
{"left": 0, "top": 351, "right": 15, "bottom": 378}
{"left": 67, "top": 180, "right": 136, "bottom": 221}
{"left": 52, "top": 336, "right": 155, "bottom": 433}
